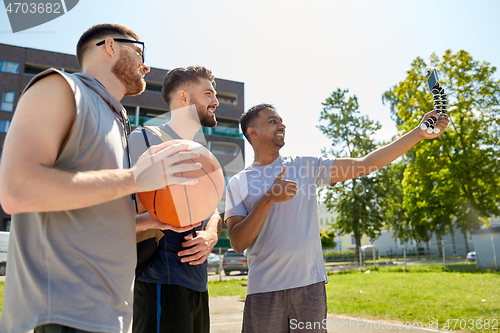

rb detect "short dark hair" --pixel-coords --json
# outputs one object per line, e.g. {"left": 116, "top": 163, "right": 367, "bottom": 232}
{"left": 162, "top": 66, "right": 216, "bottom": 106}
{"left": 76, "top": 24, "right": 139, "bottom": 67}
{"left": 240, "top": 103, "right": 276, "bottom": 143}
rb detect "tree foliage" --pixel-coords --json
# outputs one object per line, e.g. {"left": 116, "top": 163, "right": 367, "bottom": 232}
{"left": 382, "top": 50, "right": 500, "bottom": 243}
{"left": 318, "top": 88, "right": 384, "bottom": 261}
{"left": 320, "top": 229, "right": 337, "bottom": 249}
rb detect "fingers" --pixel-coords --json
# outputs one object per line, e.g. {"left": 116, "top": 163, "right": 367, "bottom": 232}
{"left": 284, "top": 182, "right": 298, "bottom": 196}
{"left": 276, "top": 166, "right": 286, "bottom": 180}
{"left": 166, "top": 175, "right": 199, "bottom": 186}
{"left": 267, "top": 180, "right": 298, "bottom": 202}
{"left": 186, "top": 254, "right": 209, "bottom": 266}
{"left": 152, "top": 149, "right": 200, "bottom": 166}
{"left": 149, "top": 142, "right": 189, "bottom": 156}
{"left": 178, "top": 240, "right": 210, "bottom": 265}
{"left": 164, "top": 161, "right": 202, "bottom": 174}
{"left": 419, "top": 110, "right": 449, "bottom": 137}
{"left": 161, "top": 222, "right": 202, "bottom": 233}
{"left": 133, "top": 144, "right": 203, "bottom": 190}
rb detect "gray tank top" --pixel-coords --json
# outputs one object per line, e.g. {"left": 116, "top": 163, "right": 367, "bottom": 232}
{"left": 0, "top": 69, "right": 136, "bottom": 333}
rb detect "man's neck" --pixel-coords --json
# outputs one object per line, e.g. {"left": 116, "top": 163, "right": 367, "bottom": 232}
{"left": 167, "top": 117, "right": 200, "bottom": 141}
{"left": 252, "top": 147, "right": 281, "bottom": 167}
{"left": 83, "top": 68, "right": 125, "bottom": 101}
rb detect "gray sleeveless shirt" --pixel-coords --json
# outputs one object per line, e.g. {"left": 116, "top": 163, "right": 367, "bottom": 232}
{"left": 0, "top": 69, "right": 136, "bottom": 333}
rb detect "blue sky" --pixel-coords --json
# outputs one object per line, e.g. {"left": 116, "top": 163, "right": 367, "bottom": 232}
{"left": 1, "top": 0, "right": 500, "bottom": 166}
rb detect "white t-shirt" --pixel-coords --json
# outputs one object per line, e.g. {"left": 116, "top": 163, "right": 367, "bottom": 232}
{"left": 225, "top": 155, "right": 335, "bottom": 295}
{"left": 0, "top": 70, "right": 136, "bottom": 333}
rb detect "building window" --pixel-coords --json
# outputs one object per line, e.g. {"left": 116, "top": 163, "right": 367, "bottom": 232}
{"left": 145, "top": 82, "right": 162, "bottom": 93}
{"left": 0, "top": 60, "right": 21, "bottom": 74}
{"left": 217, "top": 92, "right": 237, "bottom": 105}
{"left": 0, "top": 119, "right": 11, "bottom": 133}
{"left": 209, "top": 142, "right": 238, "bottom": 156}
{"left": 211, "top": 121, "right": 241, "bottom": 138}
{"left": 320, "top": 218, "right": 323, "bottom": 225}
{"left": 138, "top": 107, "right": 170, "bottom": 127}
{"left": 351, "top": 235, "right": 356, "bottom": 245}
{"left": 1, "top": 91, "right": 15, "bottom": 112}
{"left": 24, "top": 64, "right": 47, "bottom": 75}
{"left": 2, "top": 218, "right": 11, "bottom": 231}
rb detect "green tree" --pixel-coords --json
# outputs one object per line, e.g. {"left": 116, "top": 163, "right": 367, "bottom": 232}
{"left": 382, "top": 50, "right": 500, "bottom": 252}
{"left": 318, "top": 88, "right": 384, "bottom": 262}
{"left": 320, "top": 229, "right": 337, "bottom": 249}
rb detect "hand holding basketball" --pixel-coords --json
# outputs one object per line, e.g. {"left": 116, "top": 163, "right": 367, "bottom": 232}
{"left": 266, "top": 166, "right": 298, "bottom": 203}
{"left": 138, "top": 140, "right": 225, "bottom": 227}
{"left": 133, "top": 142, "right": 202, "bottom": 191}
{"left": 135, "top": 212, "right": 202, "bottom": 234}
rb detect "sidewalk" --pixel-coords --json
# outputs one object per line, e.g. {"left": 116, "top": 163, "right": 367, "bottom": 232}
{"left": 0, "top": 277, "right": 443, "bottom": 333}
{"left": 209, "top": 296, "right": 443, "bottom": 333}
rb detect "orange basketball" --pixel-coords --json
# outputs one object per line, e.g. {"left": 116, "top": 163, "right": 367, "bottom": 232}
{"left": 138, "top": 140, "right": 224, "bottom": 227}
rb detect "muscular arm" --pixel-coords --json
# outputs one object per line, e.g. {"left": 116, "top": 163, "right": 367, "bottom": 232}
{"left": 226, "top": 167, "right": 296, "bottom": 253}
{"left": 0, "top": 74, "right": 199, "bottom": 215}
{"left": 226, "top": 195, "right": 275, "bottom": 253}
{"left": 331, "top": 110, "right": 449, "bottom": 183}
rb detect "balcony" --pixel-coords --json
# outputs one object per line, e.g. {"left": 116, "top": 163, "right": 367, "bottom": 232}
{"left": 129, "top": 115, "right": 169, "bottom": 128}
{"left": 203, "top": 126, "right": 243, "bottom": 139}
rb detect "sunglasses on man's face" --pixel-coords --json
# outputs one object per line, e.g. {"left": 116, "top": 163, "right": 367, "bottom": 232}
{"left": 96, "top": 38, "right": 145, "bottom": 64}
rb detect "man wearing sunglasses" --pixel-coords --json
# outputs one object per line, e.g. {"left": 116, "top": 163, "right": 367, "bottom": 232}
{"left": 0, "top": 24, "right": 201, "bottom": 333}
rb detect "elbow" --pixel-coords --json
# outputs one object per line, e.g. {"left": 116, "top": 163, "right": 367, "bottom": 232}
{"left": 229, "top": 239, "right": 247, "bottom": 254}
{"left": 0, "top": 180, "right": 29, "bottom": 215}
{"left": 232, "top": 245, "right": 246, "bottom": 254}
{"left": 0, "top": 195, "right": 21, "bottom": 216}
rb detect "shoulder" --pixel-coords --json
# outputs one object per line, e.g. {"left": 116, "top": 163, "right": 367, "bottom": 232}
{"left": 24, "top": 68, "right": 77, "bottom": 95}
{"left": 129, "top": 127, "right": 146, "bottom": 143}
{"left": 283, "top": 155, "right": 320, "bottom": 166}
{"left": 227, "top": 167, "right": 252, "bottom": 186}
{"left": 130, "top": 126, "right": 162, "bottom": 144}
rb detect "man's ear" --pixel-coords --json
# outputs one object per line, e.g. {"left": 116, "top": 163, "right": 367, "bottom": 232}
{"left": 177, "top": 89, "right": 189, "bottom": 105}
{"left": 247, "top": 126, "right": 258, "bottom": 141}
{"left": 103, "top": 37, "right": 117, "bottom": 59}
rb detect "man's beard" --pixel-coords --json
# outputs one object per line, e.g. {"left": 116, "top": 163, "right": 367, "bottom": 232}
{"left": 111, "top": 52, "right": 146, "bottom": 96}
{"left": 191, "top": 97, "right": 217, "bottom": 127}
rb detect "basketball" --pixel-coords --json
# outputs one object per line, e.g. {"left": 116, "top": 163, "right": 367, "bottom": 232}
{"left": 138, "top": 139, "right": 224, "bottom": 227}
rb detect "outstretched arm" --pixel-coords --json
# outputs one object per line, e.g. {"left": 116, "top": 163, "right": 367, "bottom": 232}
{"left": 331, "top": 110, "right": 449, "bottom": 183}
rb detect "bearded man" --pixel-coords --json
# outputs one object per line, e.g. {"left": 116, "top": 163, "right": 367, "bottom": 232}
{"left": 0, "top": 24, "right": 201, "bottom": 333}
{"left": 128, "top": 66, "right": 223, "bottom": 333}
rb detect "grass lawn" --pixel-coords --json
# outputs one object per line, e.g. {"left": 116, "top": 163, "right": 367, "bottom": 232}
{"left": 1, "top": 263, "right": 498, "bottom": 332}
{"left": 0, "top": 282, "right": 3, "bottom": 317}
{"left": 325, "top": 263, "right": 499, "bottom": 332}
{"left": 208, "top": 278, "right": 247, "bottom": 299}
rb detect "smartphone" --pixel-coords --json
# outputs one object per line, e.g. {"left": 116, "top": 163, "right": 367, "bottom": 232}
{"left": 427, "top": 69, "right": 439, "bottom": 92}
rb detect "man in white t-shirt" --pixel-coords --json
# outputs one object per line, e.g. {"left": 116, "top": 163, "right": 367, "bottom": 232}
{"left": 225, "top": 103, "right": 448, "bottom": 332}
